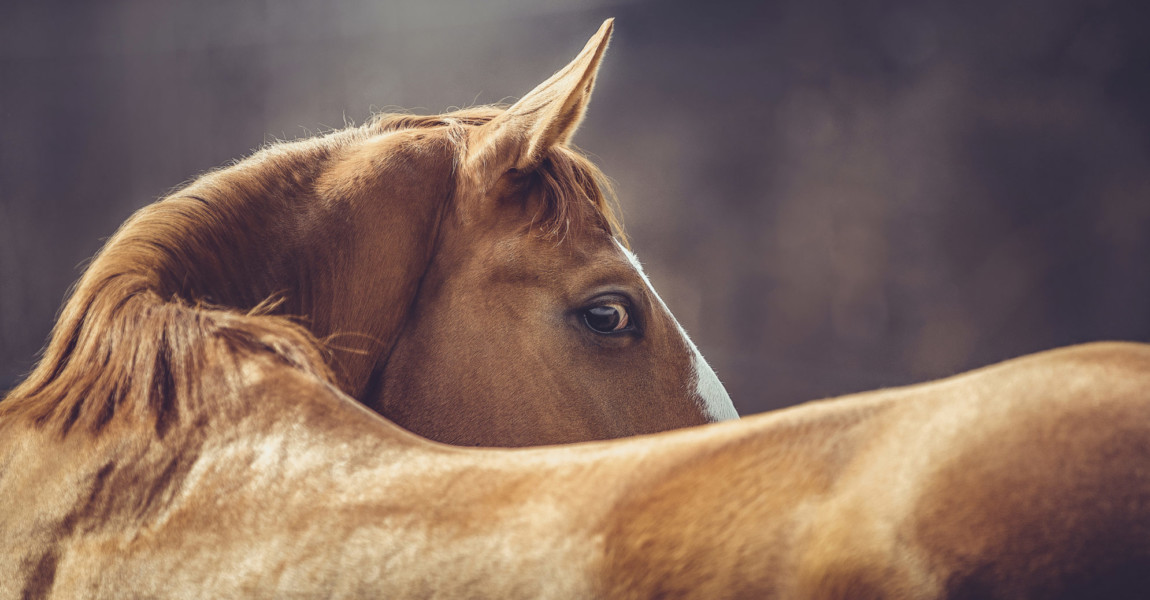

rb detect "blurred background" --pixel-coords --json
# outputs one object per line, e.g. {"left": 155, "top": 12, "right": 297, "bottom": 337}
{"left": 2, "top": 0, "right": 1148, "bottom": 414}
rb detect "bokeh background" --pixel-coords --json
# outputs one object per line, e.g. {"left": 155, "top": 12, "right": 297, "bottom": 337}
{"left": 3, "top": 0, "right": 1149, "bottom": 415}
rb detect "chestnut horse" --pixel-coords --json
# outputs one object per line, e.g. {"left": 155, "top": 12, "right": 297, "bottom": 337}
{"left": 5, "top": 20, "right": 1150, "bottom": 599}
{"left": 2, "top": 20, "right": 735, "bottom": 448}
{"left": 2, "top": 293, "right": 1148, "bottom": 597}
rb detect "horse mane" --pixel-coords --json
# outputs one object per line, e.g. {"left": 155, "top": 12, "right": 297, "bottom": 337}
{"left": 0, "top": 207, "right": 338, "bottom": 437}
{"left": 0, "top": 105, "right": 624, "bottom": 437}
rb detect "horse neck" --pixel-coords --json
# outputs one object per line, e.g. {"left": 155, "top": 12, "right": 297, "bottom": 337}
{"left": 305, "top": 130, "right": 458, "bottom": 399}
{"left": 6, "top": 128, "right": 454, "bottom": 419}
{"left": 51, "top": 138, "right": 344, "bottom": 316}
{"left": 180, "top": 130, "right": 459, "bottom": 399}
{"left": 0, "top": 137, "right": 337, "bottom": 428}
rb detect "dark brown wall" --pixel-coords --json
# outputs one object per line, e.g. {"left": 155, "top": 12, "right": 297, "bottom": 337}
{"left": 3, "top": 0, "right": 1148, "bottom": 415}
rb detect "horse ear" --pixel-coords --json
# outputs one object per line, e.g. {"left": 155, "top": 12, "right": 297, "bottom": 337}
{"left": 467, "top": 19, "right": 613, "bottom": 180}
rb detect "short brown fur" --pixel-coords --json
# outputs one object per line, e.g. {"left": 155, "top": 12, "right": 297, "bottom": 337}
{"left": 5, "top": 20, "right": 1150, "bottom": 599}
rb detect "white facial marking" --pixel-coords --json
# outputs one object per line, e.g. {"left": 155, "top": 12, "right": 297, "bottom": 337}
{"left": 615, "top": 240, "right": 739, "bottom": 421}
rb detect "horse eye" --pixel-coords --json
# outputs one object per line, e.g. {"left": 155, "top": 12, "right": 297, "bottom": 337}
{"left": 582, "top": 303, "right": 631, "bottom": 334}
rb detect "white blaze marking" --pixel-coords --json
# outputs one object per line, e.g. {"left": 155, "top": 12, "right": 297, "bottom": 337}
{"left": 616, "top": 241, "right": 739, "bottom": 421}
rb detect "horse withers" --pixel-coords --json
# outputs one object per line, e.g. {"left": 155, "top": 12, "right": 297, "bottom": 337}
{"left": 1, "top": 19, "right": 735, "bottom": 447}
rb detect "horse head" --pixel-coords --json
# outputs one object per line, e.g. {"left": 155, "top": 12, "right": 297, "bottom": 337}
{"left": 4, "top": 20, "right": 736, "bottom": 447}
{"left": 328, "top": 21, "right": 736, "bottom": 445}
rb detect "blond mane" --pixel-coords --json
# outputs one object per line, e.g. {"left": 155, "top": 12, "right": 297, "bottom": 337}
{"left": 1, "top": 106, "right": 624, "bottom": 437}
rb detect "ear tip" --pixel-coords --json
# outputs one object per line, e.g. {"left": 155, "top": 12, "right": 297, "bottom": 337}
{"left": 599, "top": 18, "right": 615, "bottom": 38}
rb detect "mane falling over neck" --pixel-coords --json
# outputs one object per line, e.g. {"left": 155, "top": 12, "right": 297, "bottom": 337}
{"left": 0, "top": 138, "right": 340, "bottom": 435}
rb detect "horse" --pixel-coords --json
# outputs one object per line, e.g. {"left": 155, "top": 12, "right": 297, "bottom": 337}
{"left": 5, "top": 19, "right": 1150, "bottom": 598}
{"left": 0, "top": 20, "right": 736, "bottom": 448}
{"left": 2, "top": 274, "right": 1149, "bottom": 597}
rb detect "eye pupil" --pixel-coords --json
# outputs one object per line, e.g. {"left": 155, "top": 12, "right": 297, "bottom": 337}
{"left": 588, "top": 306, "right": 619, "bottom": 330}
{"left": 584, "top": 304, "right": 629, "bottom": 334}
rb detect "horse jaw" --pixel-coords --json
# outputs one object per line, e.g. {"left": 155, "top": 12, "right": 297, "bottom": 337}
{"left": 615, "top": 240, "right": 739, "bottom": 421}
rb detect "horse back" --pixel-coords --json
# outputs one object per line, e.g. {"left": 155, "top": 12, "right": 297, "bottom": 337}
{"left": 598, "top": 342, "right": 1150, "bottom": 599}
{"left": 800, "top": 341, "right": 1150, "bottom": 599}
